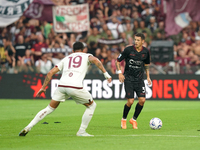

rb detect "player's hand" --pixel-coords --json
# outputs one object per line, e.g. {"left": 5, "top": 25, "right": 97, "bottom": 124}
{"left": 36, "top": 88, "right": 46, "bottom": 97}
{"left": 107, "top": 77, "right": 112, "bottom": 83}
{"left": 119, "top": 73, "right": 125, "bottom": 83}
{"left": 147, "top": 77, "right": 152, "bottom": 87}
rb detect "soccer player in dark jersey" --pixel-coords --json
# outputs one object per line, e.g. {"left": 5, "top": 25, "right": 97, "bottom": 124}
{"left": 115, "top": 33, "right": 152, "bottom": 129}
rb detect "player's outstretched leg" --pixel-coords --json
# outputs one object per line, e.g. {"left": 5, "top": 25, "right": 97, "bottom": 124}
{"left": 76, "top": 101, "right": 96, "bottom": 137}
{"left": 19, "top": 105, "right": 55, "bottom": 136}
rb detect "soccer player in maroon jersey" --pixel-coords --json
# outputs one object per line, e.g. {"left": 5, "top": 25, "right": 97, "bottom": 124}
{"left": 19, "top": 42, "right": 112, "bottom": 137}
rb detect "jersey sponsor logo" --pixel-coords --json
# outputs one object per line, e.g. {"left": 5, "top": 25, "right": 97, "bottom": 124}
{"left": 129, "top": 65, "right": 141, "bottom": 69}
{"left": 129, "top": 59, "right": 142, "bottom": 65}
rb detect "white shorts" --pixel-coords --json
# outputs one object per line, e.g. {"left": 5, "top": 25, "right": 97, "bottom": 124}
{"left": 52, "top": 87, "right": 93, "bottom": 104}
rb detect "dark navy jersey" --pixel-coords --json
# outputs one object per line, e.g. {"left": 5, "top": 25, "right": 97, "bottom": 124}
{"left": 117, "top": 45, "right": 150, "bottom": 82}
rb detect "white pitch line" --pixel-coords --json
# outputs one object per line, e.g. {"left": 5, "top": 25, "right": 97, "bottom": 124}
{"left": 33, "top": 134, "right": 200, "bottom": 138}
{"left": 95, "top": 134, "right": 200, "bottom": 138}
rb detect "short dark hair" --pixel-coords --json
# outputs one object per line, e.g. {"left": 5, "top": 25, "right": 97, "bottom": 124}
{"left": 73, "top": 42, "right": 84, "bottom": 51}
{"left": 135, "top": 33, "right": 145, "bottom": 40}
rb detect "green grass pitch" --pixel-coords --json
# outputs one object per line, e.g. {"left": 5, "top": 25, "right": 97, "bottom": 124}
{"left": 0, "top": 99, "right": 200, "bottom": 150}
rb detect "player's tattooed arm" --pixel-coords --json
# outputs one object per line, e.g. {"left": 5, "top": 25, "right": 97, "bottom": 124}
{"left": 42, "top": 76, "right": 51, "bottom": 88}
{"left": 144, "top": 65, "right": 149, "bottom": 71}
{"left": 89, "top": 55, "right": 107, "bottom": 73}
{"left": 89, "top": 56, "right": 112, "bottom": 82}
{"left": 42, "top": 67, "right": 60, "bottom": 89}
{"left": 36, "top": 67, "right": 60, "bottom": 97}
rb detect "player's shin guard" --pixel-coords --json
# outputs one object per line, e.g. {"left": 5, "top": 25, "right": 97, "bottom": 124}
{"left": 78, "top": 101, "right": 97, "bottom": 132}
{"left": 26, "top": 105, "right": 55, "bottom": 130}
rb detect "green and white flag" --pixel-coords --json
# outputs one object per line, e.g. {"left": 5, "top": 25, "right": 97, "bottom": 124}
{"left": 53, "top": 4, "right": 90, "bottom": 33}
{"left": 0, "top": 0, "right": 33, "bottom": 27}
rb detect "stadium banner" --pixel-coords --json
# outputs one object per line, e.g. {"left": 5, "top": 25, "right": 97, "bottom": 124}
{"left": 0, "top": 74, "right": 200, "bottom": 100}
{"left": 53, "top": 4, "right": 90, "bottom": 33}
{"left": 23, "top": 0, "right": 54, "bottom": 22}
{"left": 165, "top": 0, "right": 200, "bottom": 36}
{"left": 0, "top": 0, "right": 33, "bottom": 27}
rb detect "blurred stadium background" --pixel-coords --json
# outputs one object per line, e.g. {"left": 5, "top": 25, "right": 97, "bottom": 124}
{"left": 1, "top": 1, "right": 200, "bottom": 150}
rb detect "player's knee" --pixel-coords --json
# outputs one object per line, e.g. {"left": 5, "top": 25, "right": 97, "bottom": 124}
{"left": 90, "top": 101, "right": 97, "bottom": 110}
{"left": 93, "top": 101, "right": 97, "bottom": 108}
{"left": 127, "top": 99, "right": 134, "bottom": 106}
{"left": 129, "top": 101, "right": 134, "bottom": 106}
{"left": 45, "top": 105, "right": 55, "bottom": 114}
{"left": 139, "top": 98, "right": 145, "bottom": 106}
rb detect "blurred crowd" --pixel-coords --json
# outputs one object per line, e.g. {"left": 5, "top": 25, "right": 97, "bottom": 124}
{"left": 0, "top": 0, "right": 200, "bottom": 75}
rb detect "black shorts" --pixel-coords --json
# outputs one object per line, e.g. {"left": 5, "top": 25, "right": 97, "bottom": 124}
{"left": 124, "top": 80, "right": 146, "bottom": 98}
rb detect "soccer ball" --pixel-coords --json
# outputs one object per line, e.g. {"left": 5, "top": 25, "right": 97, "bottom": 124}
{"left": 149, "top": 118, "right": 162, "bottom": 130}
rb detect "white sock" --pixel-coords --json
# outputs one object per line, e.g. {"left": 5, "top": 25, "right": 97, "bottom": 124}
{"left": 132, "top": 118, "right": 136, "bottom": 121}
{"left": 78, "top": 101, "right": 97, "bottom": 133}
{"left": 26, "top": 105, "right": 55, "bottom": 130}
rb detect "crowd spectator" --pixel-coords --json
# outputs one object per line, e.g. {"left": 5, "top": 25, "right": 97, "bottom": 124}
{"left": 148, "top": 16, "right": 157, "bottom": 34}
{"left": 137, "top": 20, "right": 152, "bottom": 38}
{"left": 42, "top": 21, "right": 53, "bottom": 39}
{"left": 107, "top": 17, "right": 124, "bottom": 39}
{"left": 87, "top": 27, "right": 101, "bottom": 46}
{"left": 132, "top": 20, "right": 140, "bottom": 34}
{"left": 14, "top": 35, "right": 31, "bottom": 72}
{"left": 131, "top": 10, "right": 142, "bottom": 24}
{"left": 100, "top": 24, "right": 108, "bottom": 39}
{"left": 193, "top": 37, "right": 200, "bottom": 56}
{"left": 110, "top": 50, "right": 125, "bottom": 74}
{"left": 31, "top": 34, "right": 48, "bottom": 62}
{"left": 153, "top": 21, "right": 165, "bottom": 39}
{"left": 4, "top": 39, "right": 16, "bottom": 67}
{"left": 100, "top": 45, "right": 111, "bottom": 66}
{"left": 0, "top": 33, "right": 7, "bottom": 73}
{"left": 88, "top": 41, "right": 99, "bottom": 56}
{"left": 124, "top": 23, "right": 134, "bottom": 41}
{"left": 35, "top": 53, "right": 52, "bottom": 74}
{"left": 22, "top": 49, "right": 34, "bottom": 73}
{"left": 176, "top": 49, "right": 192, "bottom": 74}
{"left": 0, "top": 0, "right": 200, "bottom": 75}
{"left": 141, "top": 6, "right": 153, "bottom": 26}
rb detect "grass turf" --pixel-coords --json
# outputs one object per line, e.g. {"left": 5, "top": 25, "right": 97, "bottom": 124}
{"left": 0, "top": 99, "right": 200, "bottom": 150}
